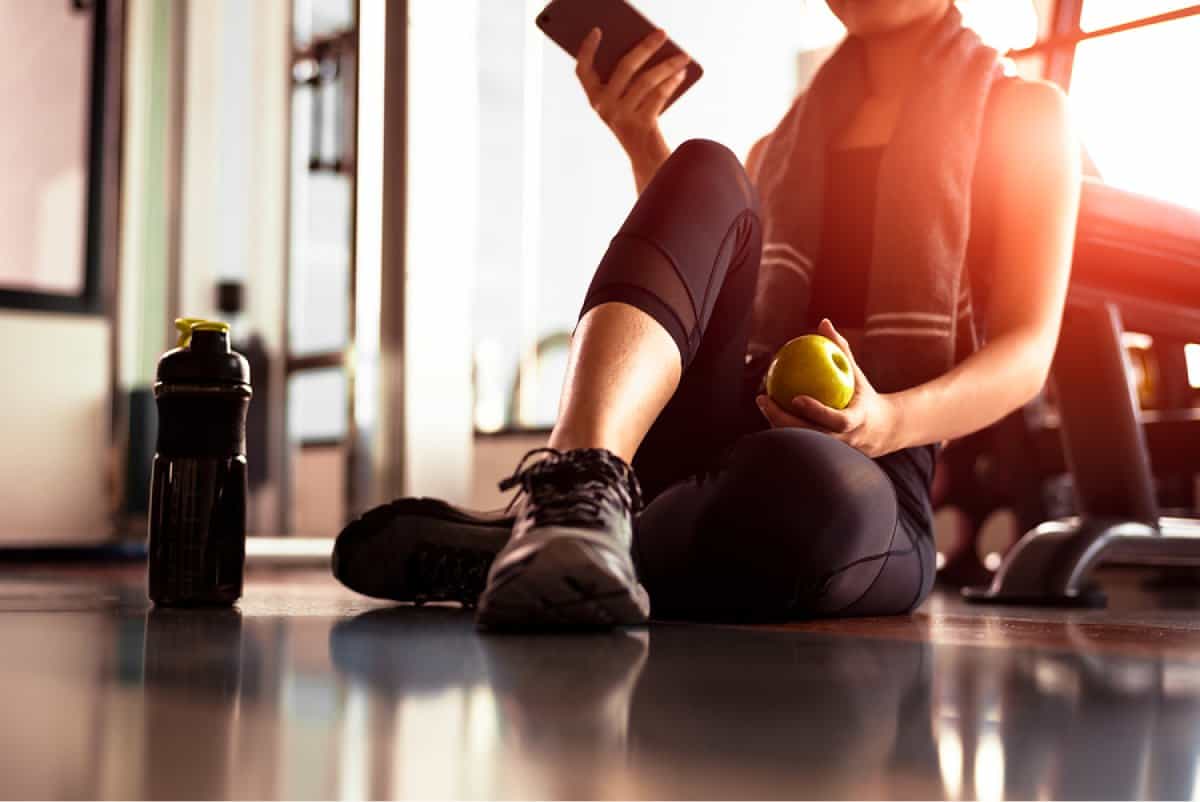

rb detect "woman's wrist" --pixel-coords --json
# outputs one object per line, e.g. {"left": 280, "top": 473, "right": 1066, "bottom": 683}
{"left": 625, "top": 131, "right": 671, "bottom": 192}
{"left": 878, "top": 392, "right": 907, "bottom": 454}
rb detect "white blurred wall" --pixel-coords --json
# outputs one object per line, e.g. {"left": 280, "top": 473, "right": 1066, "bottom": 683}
{"left": 0, "top": 313, "right": 110, "bottom": 543}
{"left": 397, "top": 0, "right": 480, "bottom": 504}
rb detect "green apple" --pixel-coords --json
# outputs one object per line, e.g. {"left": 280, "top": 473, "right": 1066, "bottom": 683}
{"left": 765, "top": 334, "right": 855, "bottom": 411}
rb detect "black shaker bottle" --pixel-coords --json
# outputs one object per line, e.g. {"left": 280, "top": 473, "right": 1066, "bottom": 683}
{"left": 147, "top": 318, "right": 252, "bottom": 606}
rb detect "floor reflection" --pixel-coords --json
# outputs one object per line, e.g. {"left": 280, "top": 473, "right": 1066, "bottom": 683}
{"left": 328, "top": 607, "right": 650, "bottom": 798}
{"left": 142, "top": 608, "right": 245, "bottom": 800}
{"left": 5, "top": 572, "right": 1200, "bottom": 799}
{"left": 326, "top": 611, "right": 1200, "bottom": 799}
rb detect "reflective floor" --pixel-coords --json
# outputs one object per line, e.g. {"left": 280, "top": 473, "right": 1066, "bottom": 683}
{"left": 4, "top": 565, "right": 1200, "bottom": 799}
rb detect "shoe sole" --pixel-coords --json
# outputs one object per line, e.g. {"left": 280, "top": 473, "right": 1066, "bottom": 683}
{"left": 475, "top": 534, "right": 650, "bottom": 631}
{"left": 333, "top": 497, "right": 512, "bottom": 602}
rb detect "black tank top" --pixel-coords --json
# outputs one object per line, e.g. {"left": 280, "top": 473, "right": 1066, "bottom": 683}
{"left": 805, "top": 146, "right": 885, "bottom": 330}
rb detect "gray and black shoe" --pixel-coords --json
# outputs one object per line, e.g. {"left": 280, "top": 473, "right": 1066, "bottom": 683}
{"left": 332, "top": 498, "right": 512, "bottom": 607}
{"left": 475, "top": 447, "right": 650, "bottom": 631}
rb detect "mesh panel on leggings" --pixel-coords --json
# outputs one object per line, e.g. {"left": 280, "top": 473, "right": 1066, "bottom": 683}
{"left": 577, "top": 138, "right": 761, "bottom": 370}
{"left": 580, "top": 233, "right": 700, "bottom": 363}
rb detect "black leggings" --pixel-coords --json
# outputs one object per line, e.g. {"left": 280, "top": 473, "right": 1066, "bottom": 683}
{"left": 579, "top": 139, "right": 937, "bottom": 621}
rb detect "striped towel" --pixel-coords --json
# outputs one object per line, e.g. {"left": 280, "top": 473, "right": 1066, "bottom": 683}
{"left": 749, "top": 5, "right": 1002, "bottom": 393}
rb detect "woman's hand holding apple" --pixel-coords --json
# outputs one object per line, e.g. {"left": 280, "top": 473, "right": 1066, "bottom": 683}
{"left": 756, "top": 319, "right": 901, "bottom": 458}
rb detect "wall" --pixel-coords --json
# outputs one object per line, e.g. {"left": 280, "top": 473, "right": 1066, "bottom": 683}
{"left": 0, "top": 313, "right": 110, "bottom": 544}
{"left": 0, "top": 1, "right": 112, "bottom": 543}
{"left": 470, "top": 432, "right": 548, "bottom": 512}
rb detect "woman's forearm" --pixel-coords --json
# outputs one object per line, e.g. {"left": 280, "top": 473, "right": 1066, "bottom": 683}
{"left": 886, "top": 327, "right": 1054, "bottom": 451}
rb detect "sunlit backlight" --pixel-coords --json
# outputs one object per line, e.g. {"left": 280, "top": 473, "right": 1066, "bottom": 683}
{"left": 1033, "top": 658, "right": 1082, "bottom": 699}
{"left": 977, "top": 509, "right": 1017, "bottom": 572}
{"left": 957, "top": 0, "right": 1039, "bottom": 51}
{"left": 246, "top": 536, "right": 333, "bottom": 561}
{"left": 1081, "top": 0, "right": 1198, "bottom": 32}
{"left": 1070, "top": 17, "right": 1200, "bottom": 212}
{"left": 938, "top": 725, "right": 965, "bottom": 800}
{"left": 353, "top": 0, "right": 385, "bottom": 434}
{"left": 974, "top": 730, "right": 1006, "bottom": 802}
{"left": 797, "top": 1, "right": 848, "bottom": 50}
{"left": 474, "top": 339, "right": 507, "bottom": 433}
{"left": 796, "top": 2, "right": 1041, "bottom": 55}
{"left": 338, "top": 685, "right": 369, "bottom": 802}
{"left": 1185, "top": 344, "right": 1200, "bottom": 388}
{"left": 1123, "top": 332, "right": 1154, "bottom": 350}
{"left": 465, "top": 685, "right": 499, "bottom": 758}
{"left": 394, "top": 689, "right": 472, "bottom": 799}
{"left": 475, "top": 398, "right": 506, "bottom": 434}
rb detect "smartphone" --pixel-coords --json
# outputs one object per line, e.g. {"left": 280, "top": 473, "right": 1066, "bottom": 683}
{"left": 536, "top": 0, "right": 703, "bottom": 113}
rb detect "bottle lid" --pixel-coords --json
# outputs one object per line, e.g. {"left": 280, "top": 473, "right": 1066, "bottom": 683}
{"left": 156, "top": 317, "right": 250, "bottom": 387}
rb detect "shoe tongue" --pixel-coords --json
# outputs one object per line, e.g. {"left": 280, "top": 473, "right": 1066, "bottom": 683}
{"left": 531, "top": 453, "right": 613, "bottom": 492}
{"left": 521, "top": 448, "right": 641, "bottom": 511}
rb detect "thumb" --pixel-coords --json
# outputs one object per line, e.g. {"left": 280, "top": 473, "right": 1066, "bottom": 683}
{"left": 818, "top": 318, "right": 852, "bottom": 359}
{"left": 819, "top": 318, "right": 869, "bottom": 387}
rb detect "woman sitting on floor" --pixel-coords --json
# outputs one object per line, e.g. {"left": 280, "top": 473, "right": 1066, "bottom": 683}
{"left": 333, "top": 0, "right": 1081, "bottom": 630}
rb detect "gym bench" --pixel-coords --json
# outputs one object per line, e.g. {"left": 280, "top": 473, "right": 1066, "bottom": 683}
{"left": 965, "top": 178, "right": 1200, "bottom": 606}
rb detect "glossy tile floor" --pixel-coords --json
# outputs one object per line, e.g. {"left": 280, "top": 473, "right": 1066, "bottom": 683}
{"left": 4, "top": 564, "right": 1200, "bottom": 800}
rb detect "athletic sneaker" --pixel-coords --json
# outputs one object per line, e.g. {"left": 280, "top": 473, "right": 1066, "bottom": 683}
{"left": 332, "top": 497, "right": 512, "bottom": 607}
{"left": 475, "top": 447, "right": 650, "bottom": 631}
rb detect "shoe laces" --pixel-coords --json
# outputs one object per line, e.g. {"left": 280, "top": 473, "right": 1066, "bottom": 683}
{"left": 497, "top": 447, "right": 644, "bottom": 528}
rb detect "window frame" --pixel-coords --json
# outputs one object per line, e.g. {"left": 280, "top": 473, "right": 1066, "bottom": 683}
{"left": 0, "top": 0, "right": 124, "bottom": 316}
{"left": 1009, "top": 1, "right": 1200, "bottom": 88}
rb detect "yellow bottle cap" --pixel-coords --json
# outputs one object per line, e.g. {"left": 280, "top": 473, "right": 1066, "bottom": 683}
{"left": 175, "top": 317, "right": 230, "bottom": 348}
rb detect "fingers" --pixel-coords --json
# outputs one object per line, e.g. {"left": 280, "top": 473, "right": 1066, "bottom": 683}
{"left": 624, "top": 51, "right": 690, "bottom": 109}
{"left": 790, "top": 395, "right": 853, "bottom": 433}
{"left": 757, "top": 391, "right": 858, "bottom": 436}
{"left": 575, "top": 28, "right": 602, "bottom": 102}
{"left": 605, "top": 29, "right": 668, "bottom": 99}
{"left": 638, "top": 66, "right": 688, "bottom": 117}
{"left": 756, "top": 395, "right": 819, "bottom": 431}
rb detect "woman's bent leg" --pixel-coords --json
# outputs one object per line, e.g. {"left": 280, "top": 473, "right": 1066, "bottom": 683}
{"left": 637, "top": 429, "right": 936, "bottom": 620}
{"left": 550, "top": 139, "right": 761, "bottom": 473}
{"left": 476, "top": 139, "right": 763, "bottom": 629}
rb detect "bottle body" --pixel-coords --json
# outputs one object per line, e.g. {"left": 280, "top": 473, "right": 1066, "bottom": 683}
{"left": 148, "top": 384, "right": 250, "bottom": 606}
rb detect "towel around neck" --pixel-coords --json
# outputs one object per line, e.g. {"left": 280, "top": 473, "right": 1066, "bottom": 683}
{"left": 750, "top": 5, "right": 1002, "bottom": 393}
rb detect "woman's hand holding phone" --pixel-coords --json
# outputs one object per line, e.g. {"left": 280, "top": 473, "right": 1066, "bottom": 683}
{"left": 574, "top": 27, "right": 691, "bottom": 192}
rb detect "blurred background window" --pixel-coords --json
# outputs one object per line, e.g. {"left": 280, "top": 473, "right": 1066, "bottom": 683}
{"left": 1069, "top": 11, "right": 1199, "bottom": 211}
{"left": 293, "top": 0, "right": 352, "bottom": 46}
{"left": 287, "top": 0, "right": 358, "bottom": 532}
{"left": 1080, "top": 0, "right": 1197, "bottom": 30}
{"left": 0, "top": 1, "right": 97, "bottom": 308}
{"left": 288, "top": 367, "right": 348, "bottom": 443}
